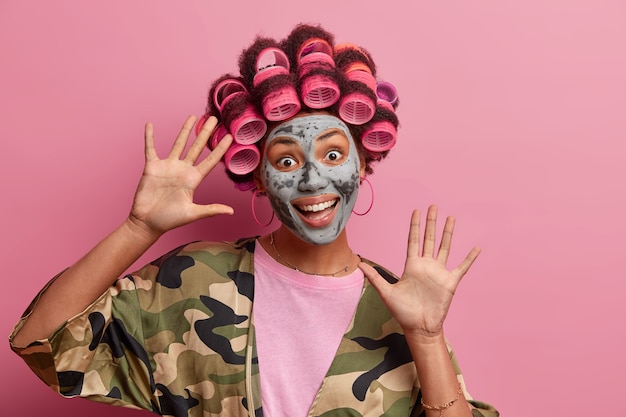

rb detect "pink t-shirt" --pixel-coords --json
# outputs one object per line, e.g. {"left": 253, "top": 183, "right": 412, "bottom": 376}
{"left": 253, "top": 242, "right": 364, "bottom": 417}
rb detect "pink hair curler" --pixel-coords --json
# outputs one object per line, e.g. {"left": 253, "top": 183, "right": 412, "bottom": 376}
{"left": 333, "top": 42, "right": 369, "bottom": 57}
{"left": 213, "top": 79, "right": 247, "bottom": 113}
{"left": 338, "top": 87, "right": 376, "bottom": 125}
{"left": 195, "top": 114, "right": 208, "bottom": 136}
{"left": 224, "top": 144, "right": 260, "bottom": 175}
{"left": 376, "top": 81, "right": 398, "bottom": 105}
{"left": 297, "top": 38, "right": 340, "bottom": 108}
{"left": 213, "top": 78, "right": 267, "bottom": 144}
{"left": 338, "top": 63, "right": 377, "bottom": 125}
{"left": 344, "top": 62, "right": 376, "bottom": 89}
{"left": 377, "top": 98, "right": 395, "bottom": 112}
{"left": 208, "top": 124, "right": 229, "bottom": 151}
{"left": 299, "top": 53, "right": 340, "bottom": 108}
{"left": 300, "top": 75, "right": 341, "bottom": 108}
{"left": 229, "top": 106, "right": 267, "bottom": 144}
{"left": 360, "top": 120, "right": 397, "bottom": 152}
{"left": 256, "top": 47, "right": 291, "bottom": 73}
{"left": 298, "top": 38, "right": 334, "bottom": 61}
{"left": 254, "top": 48, "right": 301, "bottom": 121}
{"left": 209, "top": 125, "right": 261, "bottom": 175}
{"left": 262, "top": 88, "right": 302, "bottom": 121}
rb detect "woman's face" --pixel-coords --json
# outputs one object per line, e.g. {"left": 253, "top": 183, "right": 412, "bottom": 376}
{"left": 260, "top": 114, "right": 364, "bottom": 245}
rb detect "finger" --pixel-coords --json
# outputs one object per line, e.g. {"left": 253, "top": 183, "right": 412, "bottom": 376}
{"left": 436, "top": 216, "right": 455, "bottom": 265}
{"left": 168, "top": 115, "right": 197, "bottom": 159}
{"left": 452, "top": 246, "right": 481, "bottom": 281}
{"left": 359, "top": 262, "right": 392, "bottom": 298}
{"left": 189, "top": 203, "right": 235, "bottom": 220}
{"left": 197, "top": 133, "right": 234, "bottom": 176}
{"left": 184, "top": 116, "right": 218, "bottom": 163}
{"left": 144, "top": 123, "right": 158, "bottom": 161}
{"left": 422, "top": 205, "right": 438, "bottom": 258}
{"left": 406, "top": 209, "right": 421, "bottom": 259}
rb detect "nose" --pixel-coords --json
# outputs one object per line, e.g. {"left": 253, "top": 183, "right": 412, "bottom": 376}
{"left": 298, "top": 162, "right": 330, "bottom": 192}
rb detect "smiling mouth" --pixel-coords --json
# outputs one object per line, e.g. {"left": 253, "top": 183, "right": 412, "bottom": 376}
{"left": 293, "top": 198, "right": 339, "bottom": 223}
{"left": 295, "top": 199, "right": 338, "bottom": 213}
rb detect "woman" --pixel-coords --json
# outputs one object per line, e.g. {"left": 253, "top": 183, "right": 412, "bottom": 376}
{"left": 10, "top": 24, "right": 497, "bottom": 417}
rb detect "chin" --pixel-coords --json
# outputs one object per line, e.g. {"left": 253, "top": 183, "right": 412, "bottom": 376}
{"left": 289, "top": 223, "right": 344, "bottom": 246}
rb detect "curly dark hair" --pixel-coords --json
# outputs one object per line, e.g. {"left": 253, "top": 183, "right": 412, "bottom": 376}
{"left": 202, "top": 23, "right": 399, "bottom": 190}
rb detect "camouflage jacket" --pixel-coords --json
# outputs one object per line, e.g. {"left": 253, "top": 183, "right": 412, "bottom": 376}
{"left": 10, "top": 237, "right": 498, "bottom": 417}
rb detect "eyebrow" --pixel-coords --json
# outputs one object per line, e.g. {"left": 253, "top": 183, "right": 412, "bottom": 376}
{"left": 269, "top": 137, "right": 299, "bottom": 146}
{"left": 316, "top": 128, "right": 346, "bottom": 142}
{"left": 268, "top": 128, "right": 346, "bottom": 147}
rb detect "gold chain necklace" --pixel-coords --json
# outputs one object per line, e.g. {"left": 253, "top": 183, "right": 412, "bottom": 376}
{"left": 269, "top": 232, "right": 355, "bottom": 277}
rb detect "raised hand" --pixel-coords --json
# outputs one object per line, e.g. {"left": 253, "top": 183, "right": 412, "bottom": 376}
{"left": 128, "top": 115, "right": 234, "bottom": 237}
{"left": 359, "top": 205, "right": 480, "bottom": 339}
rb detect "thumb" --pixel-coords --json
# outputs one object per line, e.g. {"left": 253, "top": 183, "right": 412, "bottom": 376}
{"left": 359, "top": 262, "right": 391, "bottom": 298}
{"left": 188, "top": 203, "right": 235, "bottom": 221}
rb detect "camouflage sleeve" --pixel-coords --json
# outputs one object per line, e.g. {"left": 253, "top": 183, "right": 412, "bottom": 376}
{"left": 10, "top": 239, "right": 258, "bottom": 416}
{"left": 9, "top": 264, "right": 160, "bottom": 412}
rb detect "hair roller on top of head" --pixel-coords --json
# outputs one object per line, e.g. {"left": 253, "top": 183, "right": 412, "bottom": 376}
{"left": 212, "top": 77, "right": 267, "bottom": 144}
{"left": 281, "top": 24, "right": 335, "bottom": 66}
{"left": 333, "top": 43, "right": 378, "bottom": 125}
{"left": 282, "top": 25, "right": 341, "bottom": 109}
{"left": 333, "top": 43, "right": 377, "bottom": 75}
{"left": 254, "top": 48, "right": 301, "bottom": 121}
{"left": 239, "top": 38, "right": 301, "bottom": 122}
{"left": 298, "top": 42, "right": 341, "bottom": 109}
{"left": 337, "top": 79, "right": 377, "bottom": 125}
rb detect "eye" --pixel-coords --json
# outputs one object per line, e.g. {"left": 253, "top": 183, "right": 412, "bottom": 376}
{"left": 277, "top": 156, "right": 297, "bottom": 169}
{"left": 325, "top": 150, "right": 343, "bottom": 162}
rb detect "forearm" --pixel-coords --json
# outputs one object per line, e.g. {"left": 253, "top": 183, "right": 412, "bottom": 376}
{"left": 12, "top": 218, "right": 161, "bottom": 346}
{"left": 406, "top": 331, "right": 472, "bottom": 417}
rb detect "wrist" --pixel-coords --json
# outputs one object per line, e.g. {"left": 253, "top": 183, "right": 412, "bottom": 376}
{"left": 403, "top": 328, "right": 446, "bottom": 348}
{"left": 123, "top": 216, "right": 163, "bottom": 244}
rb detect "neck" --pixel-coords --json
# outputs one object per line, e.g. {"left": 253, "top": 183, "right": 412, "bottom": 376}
{"left": 260, "top": 226, "right": 357, "bottom": 277}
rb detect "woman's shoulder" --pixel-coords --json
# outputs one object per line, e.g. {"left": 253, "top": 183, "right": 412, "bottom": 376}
{"left": 128, "top": 237, "right": 259, "bottom": 287}
{"left": 153, "top": 237, "right": 258, "bottom": 262}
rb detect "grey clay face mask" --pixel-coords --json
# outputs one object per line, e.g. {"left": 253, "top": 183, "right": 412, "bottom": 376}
{"left": 261, "top": 114, "right": 361, "bottom": 245}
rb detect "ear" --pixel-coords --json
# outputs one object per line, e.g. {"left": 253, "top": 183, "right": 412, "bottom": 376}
{"left": 359, "top": 154, "right": 366, "bottom": 180}
{"left": 253, "top": 166, "right": 266, "bottom": 192}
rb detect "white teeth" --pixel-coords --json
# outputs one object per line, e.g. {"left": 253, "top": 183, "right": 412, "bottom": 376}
{"left": 299, "top": 200, "right": 336, "bottom": 212}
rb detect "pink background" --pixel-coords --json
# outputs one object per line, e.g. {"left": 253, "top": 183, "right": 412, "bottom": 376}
{"left": 1, "top": 1, "right": 625, "bottom": 416}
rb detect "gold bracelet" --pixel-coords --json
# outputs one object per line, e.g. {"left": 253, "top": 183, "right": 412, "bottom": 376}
{"left": 420, "top": 385, "right": 463, "bottom": 417}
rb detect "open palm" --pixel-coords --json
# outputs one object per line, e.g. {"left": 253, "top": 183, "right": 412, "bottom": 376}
{"left": 128, "top": 115, "right": 234, "bottom": 236}
{"left": 360, "top": 206, "right": 480, "bottom": 338}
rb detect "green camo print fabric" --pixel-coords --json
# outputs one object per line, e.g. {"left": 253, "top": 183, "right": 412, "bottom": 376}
{"left": 10, "top": 237, "right": 498, "bottom": 417}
